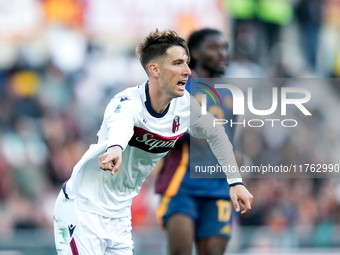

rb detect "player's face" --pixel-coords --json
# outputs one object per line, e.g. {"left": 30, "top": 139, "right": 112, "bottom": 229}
{"left": 158, "top": 46, "right": 191, "bottom": 99}
{"left": 198, "top": 34, "right": 228, "bottom": 75}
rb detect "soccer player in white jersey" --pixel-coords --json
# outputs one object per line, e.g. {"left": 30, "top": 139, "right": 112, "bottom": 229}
{"left": 53, "top": 29, "right": 253, "bottom": 255}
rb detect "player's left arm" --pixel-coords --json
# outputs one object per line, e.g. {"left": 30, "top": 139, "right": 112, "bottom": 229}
{"left": 188, "top": 96, "right": 253, "bottom": 213}
{"left": 188, "top": 96, "right": 240, "bottom": 180}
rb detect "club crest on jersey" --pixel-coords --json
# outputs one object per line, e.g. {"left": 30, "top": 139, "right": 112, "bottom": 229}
{"left": 114, "top": 104, "right": 121, "bottom": 113}
{"left": 172, "top": 116, "right": 180, "bottom": 133}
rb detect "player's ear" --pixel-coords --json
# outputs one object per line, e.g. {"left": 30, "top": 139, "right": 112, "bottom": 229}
{"left": 148, "top": 62, "right": 160, "bottom": 78}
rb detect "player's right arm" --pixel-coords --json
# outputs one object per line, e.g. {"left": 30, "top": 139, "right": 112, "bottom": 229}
{"left": 97, "top": 92, "right": 140, "bottom": 173}
{"left": 99, "top": 145, "right": 123, "bottom": 175}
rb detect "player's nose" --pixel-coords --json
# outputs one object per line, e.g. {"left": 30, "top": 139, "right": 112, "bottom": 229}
{"left": 183, "top": 62, "right": 191, "bottom": 77}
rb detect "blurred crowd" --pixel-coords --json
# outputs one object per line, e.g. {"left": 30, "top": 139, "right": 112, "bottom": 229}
{"left": 0, "top": 0, "right": 340, "bottom": 251}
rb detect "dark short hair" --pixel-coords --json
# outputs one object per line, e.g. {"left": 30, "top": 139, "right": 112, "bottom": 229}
{"left": 136, "top": 29, "right": 190, "bottom": 73}
{"left": 187, "top": 28, "right": 223, "bottom": 68}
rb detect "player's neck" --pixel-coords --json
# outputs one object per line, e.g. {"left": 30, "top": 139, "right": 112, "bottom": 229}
{"left": 148, "top": 80, "right": 171, "bottom": 114}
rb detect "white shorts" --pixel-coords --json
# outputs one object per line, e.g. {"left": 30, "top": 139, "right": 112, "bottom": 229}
{"left": 53, "top": 190, "right": 134, "bottom": 255}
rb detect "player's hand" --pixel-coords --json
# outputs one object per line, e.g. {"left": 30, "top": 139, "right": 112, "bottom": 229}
{"left": 98, "top": 146, "right": 123, "bottom": 175}
{"left": 230, "top": 185, "right": 253, "bottom": 214}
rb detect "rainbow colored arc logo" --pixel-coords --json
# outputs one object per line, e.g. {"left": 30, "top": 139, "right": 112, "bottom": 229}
{"left": 197, "top": 82, "right": 222, "bottom": 105}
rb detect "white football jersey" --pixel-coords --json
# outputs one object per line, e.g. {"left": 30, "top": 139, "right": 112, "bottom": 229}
{"left": 64, "top": 81, "right": 240, "bottom": 218}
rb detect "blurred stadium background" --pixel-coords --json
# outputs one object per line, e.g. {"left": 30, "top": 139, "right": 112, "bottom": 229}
{"left": 0, "top": 0, "right": 340, "bottom": 254}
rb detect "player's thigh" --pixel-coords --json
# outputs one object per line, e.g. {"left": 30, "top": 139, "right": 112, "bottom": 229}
{"left": 195, "top": 198, "right": 232, "bottom": 254}
{"left": 54, "top": 190, "right": 82, "bottom": 255}
{"left": 54, "top": 191, "right": 106, "bottom": 254}
{"left": 104, "top": 216, "right": 134, "bottom": 255}
{"left": 159, "top": 190, "right": 197, "bottom": 228}
{"left": 160, "top": 192, "right": 197, "bottom": 255}
{"left": 196, "top": 198, "right": 232, "bottom": 239}
{"left": 167, "top": 213, "right": 195, "bottom": 255}
{"left": 75, "top": 211, "right": 134, "bottom": 254}
{"left": 104, "top": 247, "right": 133, "bottom": 255}
{"left": 197, "top": 237, "right": 228, "bottom": 255}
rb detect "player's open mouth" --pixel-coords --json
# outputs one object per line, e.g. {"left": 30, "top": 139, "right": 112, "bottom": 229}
{"left": 177, "top": 81, "right": 187, "bottom": 86}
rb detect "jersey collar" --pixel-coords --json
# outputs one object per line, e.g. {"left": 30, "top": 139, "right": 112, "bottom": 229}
{"left": 144, "top": 81, "right": 171, "bottom": 118}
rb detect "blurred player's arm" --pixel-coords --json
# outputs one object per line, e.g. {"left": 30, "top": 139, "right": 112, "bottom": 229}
{"left": 188, "top": 96, "right": 253, "bottom": 214}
